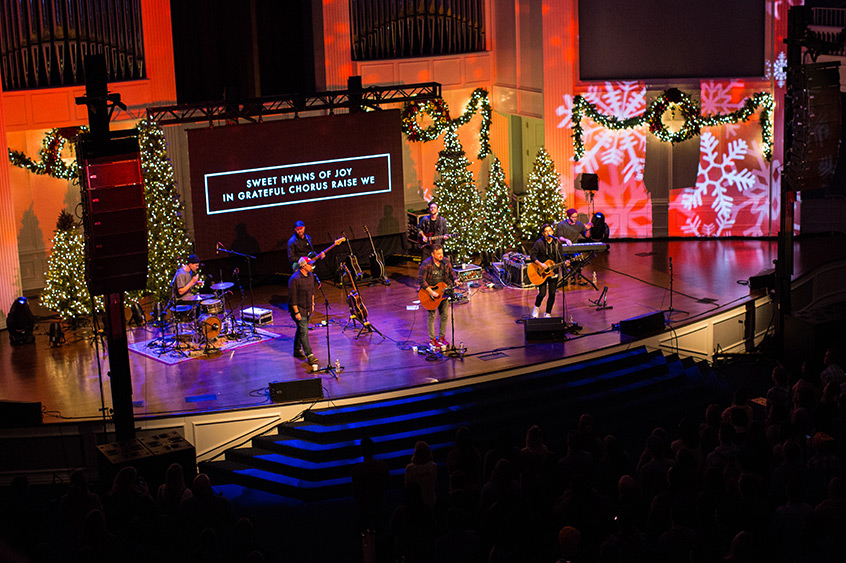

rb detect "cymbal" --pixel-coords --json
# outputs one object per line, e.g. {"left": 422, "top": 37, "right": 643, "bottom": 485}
{"left": 211, "top": 282, "right": 234, "bottom": 290}
{"left": 197, "top": 294, "right": 215, "bottom": 300}
{"left": 180, "top": 294, "right": 202, "bottom": 301}
{"left": 174, "top": 305, "right": 194, "bottom": 313}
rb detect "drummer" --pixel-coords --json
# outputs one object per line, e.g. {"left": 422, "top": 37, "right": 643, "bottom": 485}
{"left": 172, "top": 254, "right": 203, "bottom": 303}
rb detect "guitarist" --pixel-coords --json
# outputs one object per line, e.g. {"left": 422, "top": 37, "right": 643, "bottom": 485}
{"left": 418, "top": 244, "right": 457, "bottom": 347}
{"left": 417, "top": 202, "right": 450, "bottom": 260}
{"left": 287, "top": 220, "right": 324, "bottom": 271}
{"left": 530, "top": 224, "right": 567, "bottom": 318}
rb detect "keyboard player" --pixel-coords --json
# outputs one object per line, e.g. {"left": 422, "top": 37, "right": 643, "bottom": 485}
{"left": 556, "top": 208, "right": 594, "bottom": 287}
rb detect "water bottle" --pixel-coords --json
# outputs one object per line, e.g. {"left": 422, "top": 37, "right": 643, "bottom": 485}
{"left": 592, "top": 271, "right": 597, "bottom": 285}
{"left": 335, "top": 358, "right": 341, "bottom": 371}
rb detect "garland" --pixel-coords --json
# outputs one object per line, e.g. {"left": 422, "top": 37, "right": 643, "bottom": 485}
{"left": 8, "top": 126, "right": 87, "bottom": 179}
{"left": 401, "top": 87, "right": 492, "bottom": 160}
{"left": 571, "top": 88, "right": 774, "bottom": 161}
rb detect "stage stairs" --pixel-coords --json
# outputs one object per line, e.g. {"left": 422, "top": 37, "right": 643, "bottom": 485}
{"left": 199, "top": 346, "right": 724, "bottom": 501}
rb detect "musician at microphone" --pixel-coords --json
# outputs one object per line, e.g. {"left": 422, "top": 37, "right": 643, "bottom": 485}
{"left": 530, "top": 225, "right": 567, "bottom": 318}
{"left": 287, "top": 220, "right": 323, "bottom": 271}
{"left": 418, "top": 244, "right": 457, "bottom": 348}
{"left": 417, "top": 201, "right": 450, "bottom": 260}
{"left": 172, "top": 254, "right": 202, "bottom": 302}
{"left": 289, "top": 257, "right": 318, "bottom": 364}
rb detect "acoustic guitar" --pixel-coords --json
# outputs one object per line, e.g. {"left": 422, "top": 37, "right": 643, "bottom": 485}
{"left": 526, "top": 259, "right": 571, "bottom": 286}
{"left": 363, "top": 225, "right": 386, "bottom": 282}
{"left": 341, "top": 263, "right": 368, "bottom": 321}
{"left": 418, "top": 282, "right": 451, "bottom": 311}
{"left": 342, "top": 230, "right": 363, "bottom": 279}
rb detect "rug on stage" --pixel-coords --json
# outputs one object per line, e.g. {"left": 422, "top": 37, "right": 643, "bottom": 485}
{"left": 128, "top": 328, "right": 280, "bottom": 365}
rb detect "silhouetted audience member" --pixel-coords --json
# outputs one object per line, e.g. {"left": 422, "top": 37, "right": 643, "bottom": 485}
{"left": 102, "top": 466, "right": 158, "bottom": 537}
{"left": 598, "top": 509, "right": 650, "bottom": 563}
{"left": 178, "top": 473, "right": 237, "bottom": 545}
{"left": 433, "top": 506, "right": 480, "bottom": 563}
{"left": 404, "top": 440, "right": 438, "bottom": 508}
{"left": 483, "top": 428, "right": 520, "bottom": 482}
{"left": 654, "top": 501, "right": 699, "bottom": 563}
{"left": 721, "top": 530, "right": 754, "bottom": 563}
{"left": 819, "top": 348, "right": 845, "bottom": 391}
{"left": 554, "top": 525, "right": 583, "bottom": 563}
{"left": 578, "top": 413, "right": 606, "bottom": 461}
{"left": 766, "top": 365, "right": 792, "bottom": 414}
{"left": 446, "top": 426, "right": 482, "bottom": 495}
{"left": 637, "top": 433, "right": 674, "bottom": 504}
{"left": 770, "top": 438, "right": 809, "bottom": 506}
{"left": 59, "top": 469, "right": 102, "bottom": 540}
{"left": 352, "top": 437, "right": 390, "bottom": 532}
{"left": 771, "top": 478, "right": 812, "bottom": 563}
{"left": 809, "top": 476, "right": 846, "bottom": 561}
{"left": 700, "top": 403, "right": 723, "bottom": 458}
{"left": 595, "top": 435, "right": 634, "bottom": 504}
{"left": 156, "top": 462, "right": 192, "bottom": 517}
{"left": 74, "top": 508, "right": 122, "bottom": 562}
{"left": 479, "top": 458, "right": 521, "bottom": 515}
{"left": 390, "top": 483, "right": 437, "bottom": 563}
{"left": 704, "top": 424, "right": 740, "bottom": 477}
{"left": 0, "top": 476, "right": 42, "bottom": 557}
{"left": 806, "top": 432, "right": 841, "bottom": 505}
{"left": 559, "top": 429, "right": 594, "bottom": 489}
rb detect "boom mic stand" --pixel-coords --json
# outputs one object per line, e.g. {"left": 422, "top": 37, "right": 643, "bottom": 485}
{"left": 314, "top": 274, "right": 340, "bottom": 380}
{"left": 218, "top": 244, "right": 260, "bottom": 340}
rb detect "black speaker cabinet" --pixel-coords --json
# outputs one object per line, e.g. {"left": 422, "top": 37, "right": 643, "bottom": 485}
{"left": 619, "top": 311, "right": 665, "bottom": 338}
{"left": 576, "top": 173, "right": 599, "bottom": 192}
{"left": 269, "top": 378, "right": 324, "bottom": 403}
{"left": 78, "top": 132, "right": 148, "bottom": 295}
{"left": 0, "top": 400, "right": 42, "bottom": 428}
{"left": 97, "top": 431, "right": 196, "bottom": 492}
{"left": 524, "top": 317, "right": 568, "bottom": 341}
{"left": 748, "top": 268, "right": 776, "bottom": 291}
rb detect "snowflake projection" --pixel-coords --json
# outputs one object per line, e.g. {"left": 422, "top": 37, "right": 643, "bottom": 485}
{"left": 556, "top": 82, "right": 653, "bottom": 237}
{"left": 765, "top": 51, "right": 788, "bottom": 88}
{"left": 671, "top": 128, "right": 775, "bottom": 237}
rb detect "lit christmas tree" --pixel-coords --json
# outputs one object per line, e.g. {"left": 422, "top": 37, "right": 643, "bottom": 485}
{"left": 135, "top": 120, "right": 193, "bottom": 303}
{"left": 481, "top": 157, "right": 517, "bottom": 253}
{"left": 519, "top": 147, "right": 565, "bottom": 240}
{"left": 41, "top": 210, "right": 94, "bottom": 320}
{"left": 433, "top": 125, "right": 483, "bottom": 263}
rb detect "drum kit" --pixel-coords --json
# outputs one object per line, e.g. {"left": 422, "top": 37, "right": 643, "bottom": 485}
{"left": 147, "top": 281, "right": 238, "bottom": 357}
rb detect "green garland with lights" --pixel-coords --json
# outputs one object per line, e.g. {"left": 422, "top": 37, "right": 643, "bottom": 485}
{"left": 8, "top": 126, "right": 86, "bottom": 179}
{"left": 401, "top": 88, "right": 492, "bottom": 160}
{"left": 571, "top": 88, "right": 774, "bottom": 161}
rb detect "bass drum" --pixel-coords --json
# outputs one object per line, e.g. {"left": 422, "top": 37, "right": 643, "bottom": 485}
{"left": 198, "top": 315, "right": 222, "bottom": 341}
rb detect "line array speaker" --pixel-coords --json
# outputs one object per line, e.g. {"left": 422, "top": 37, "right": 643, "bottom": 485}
{"left": 78, "top": 132, "right": 148, "bottom": 295}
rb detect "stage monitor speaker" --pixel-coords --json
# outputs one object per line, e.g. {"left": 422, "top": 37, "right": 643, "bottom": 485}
{"left": 524, "top": 317, "right": 568, "bottom": 341}
{"left": 269, "top": 378, "right": 324, "bottom": 403}
{"left": 575, "top": 173, "right": 599, "bottom": 192}
{"left": 748, "top": 268, "right": 775, "bottom": 291}
{"left": 0, "top": 400, "right": 42, "bottom": 428}
{"left": 78, "top": 131, "right": 148, "bottom": 295}
{"left": 619, "top": 311, "right": 665, "bottom": 338}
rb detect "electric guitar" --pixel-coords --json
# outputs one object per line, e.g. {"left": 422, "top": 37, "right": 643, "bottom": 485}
{"left": 343, "top": 230, "right": 363, "bottom": 279}
{"left": 417, "top": 232, "right": 455, "bottom": 249}
{"left": 418, "top": 282, "right": 452, "bottom": 311}
{"left": 341, "top": 263, "right": 368, "bottom": 321}
{"left": 363, "top": 225, "right": 387, "bottom": 282}
{"left": 295, "top": 236, "right": 345, "bottom": 270}
{"left": 527, "top": 258, "right": 571, "bottom": 286}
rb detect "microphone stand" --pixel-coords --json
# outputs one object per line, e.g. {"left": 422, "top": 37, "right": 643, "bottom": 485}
{"left": 218, "top": 244, "right": 260, "bottom": 340}
{"left": 314, "top": 274, "right": 340, "bottom": 380}
{"left": 664, "top": 256, "right": 688, "bottom": 323}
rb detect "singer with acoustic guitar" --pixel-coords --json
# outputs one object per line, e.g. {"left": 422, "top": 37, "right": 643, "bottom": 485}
{"left": 417, "top": 244, "right": 457, "bottom": 348}
{"left": 529, "top": 224, "right": 568, "bottom": 318}
{"left": 417, "top": 202, "right": 452, "bottom": 260}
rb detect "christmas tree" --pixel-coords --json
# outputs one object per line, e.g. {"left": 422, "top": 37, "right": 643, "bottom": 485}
{"left": 481, "top": 157, "right": 517, "bottom": 253}
{"left": 433, "top": 125, "right": 483, "bottom": 263}
{"left": 135, "top": 120, "right": 194, "bottom": 303}
{"left": 519, "top": 147, "right": 565, "bottom": 240}
{"left": 41, "top": 210, "right": 94, "bottom": 320}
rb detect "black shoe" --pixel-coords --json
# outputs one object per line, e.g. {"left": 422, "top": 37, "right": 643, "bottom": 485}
{"left": 294, "top": 350, "right": 306, "bottom": 359}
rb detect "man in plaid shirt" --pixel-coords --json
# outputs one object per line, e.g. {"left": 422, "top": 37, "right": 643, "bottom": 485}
{"left": 418, "top": 244, "right": 457, "bottom": 347}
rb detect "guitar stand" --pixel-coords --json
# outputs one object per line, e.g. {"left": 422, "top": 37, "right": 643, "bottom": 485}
{"left": 589, "top": 286, "right": 613, "bottom": 311}
{"left": 354, "top": 319, "right": 386, "bottom": 340}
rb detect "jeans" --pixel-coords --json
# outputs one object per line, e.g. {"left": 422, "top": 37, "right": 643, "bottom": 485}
{"left": 292, "top": 313, "right": 312, "bottom": 356}
{"left": 534, "top": 277, "right": 557, "bottom": 314}
{"left": 427, "top": 299, "right": 449, "bottom": 340}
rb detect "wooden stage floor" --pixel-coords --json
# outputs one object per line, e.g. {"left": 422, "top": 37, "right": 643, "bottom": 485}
{"left": 1, "top": 237, "right": 835, "bottom": 423}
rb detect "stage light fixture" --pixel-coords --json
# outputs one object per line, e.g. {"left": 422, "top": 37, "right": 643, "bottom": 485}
{"left": 7, "top": 296, "right": 36, "bottom": 345}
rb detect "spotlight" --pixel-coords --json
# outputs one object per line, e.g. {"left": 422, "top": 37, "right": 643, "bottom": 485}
{"left": 7, "top": 296, "right": 35, "bottom": 345}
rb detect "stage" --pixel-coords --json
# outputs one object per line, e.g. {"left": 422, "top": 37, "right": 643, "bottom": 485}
{"left": 9, "top": 237, "right": 835, "bottom": 429}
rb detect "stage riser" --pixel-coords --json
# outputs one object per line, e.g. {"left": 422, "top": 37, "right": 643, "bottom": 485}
{"left": 200, "top": 349, "right": 723, "bottom": 500}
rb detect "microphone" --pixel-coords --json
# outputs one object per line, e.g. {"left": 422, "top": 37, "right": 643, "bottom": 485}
{"left": 233, "top": 268, "right": 239, "bottom": 276}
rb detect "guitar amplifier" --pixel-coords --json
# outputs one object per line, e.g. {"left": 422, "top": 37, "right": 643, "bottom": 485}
{"left": 502, "top": 253, "right": 533, "bottom": 288}
{"left": 455, "top": 264, "right": 483, "bottom": 282}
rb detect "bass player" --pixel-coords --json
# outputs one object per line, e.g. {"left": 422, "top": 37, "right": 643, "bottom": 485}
{"left": 417, "top": 244, "right": 457, "bottom": 347}
{"left": 417, "top": 202, "right": 451, "bottom": 260}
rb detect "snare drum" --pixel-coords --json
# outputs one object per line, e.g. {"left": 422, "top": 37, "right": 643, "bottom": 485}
{"left": 200, "top": 298, "right": 223, "bottom": 316}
